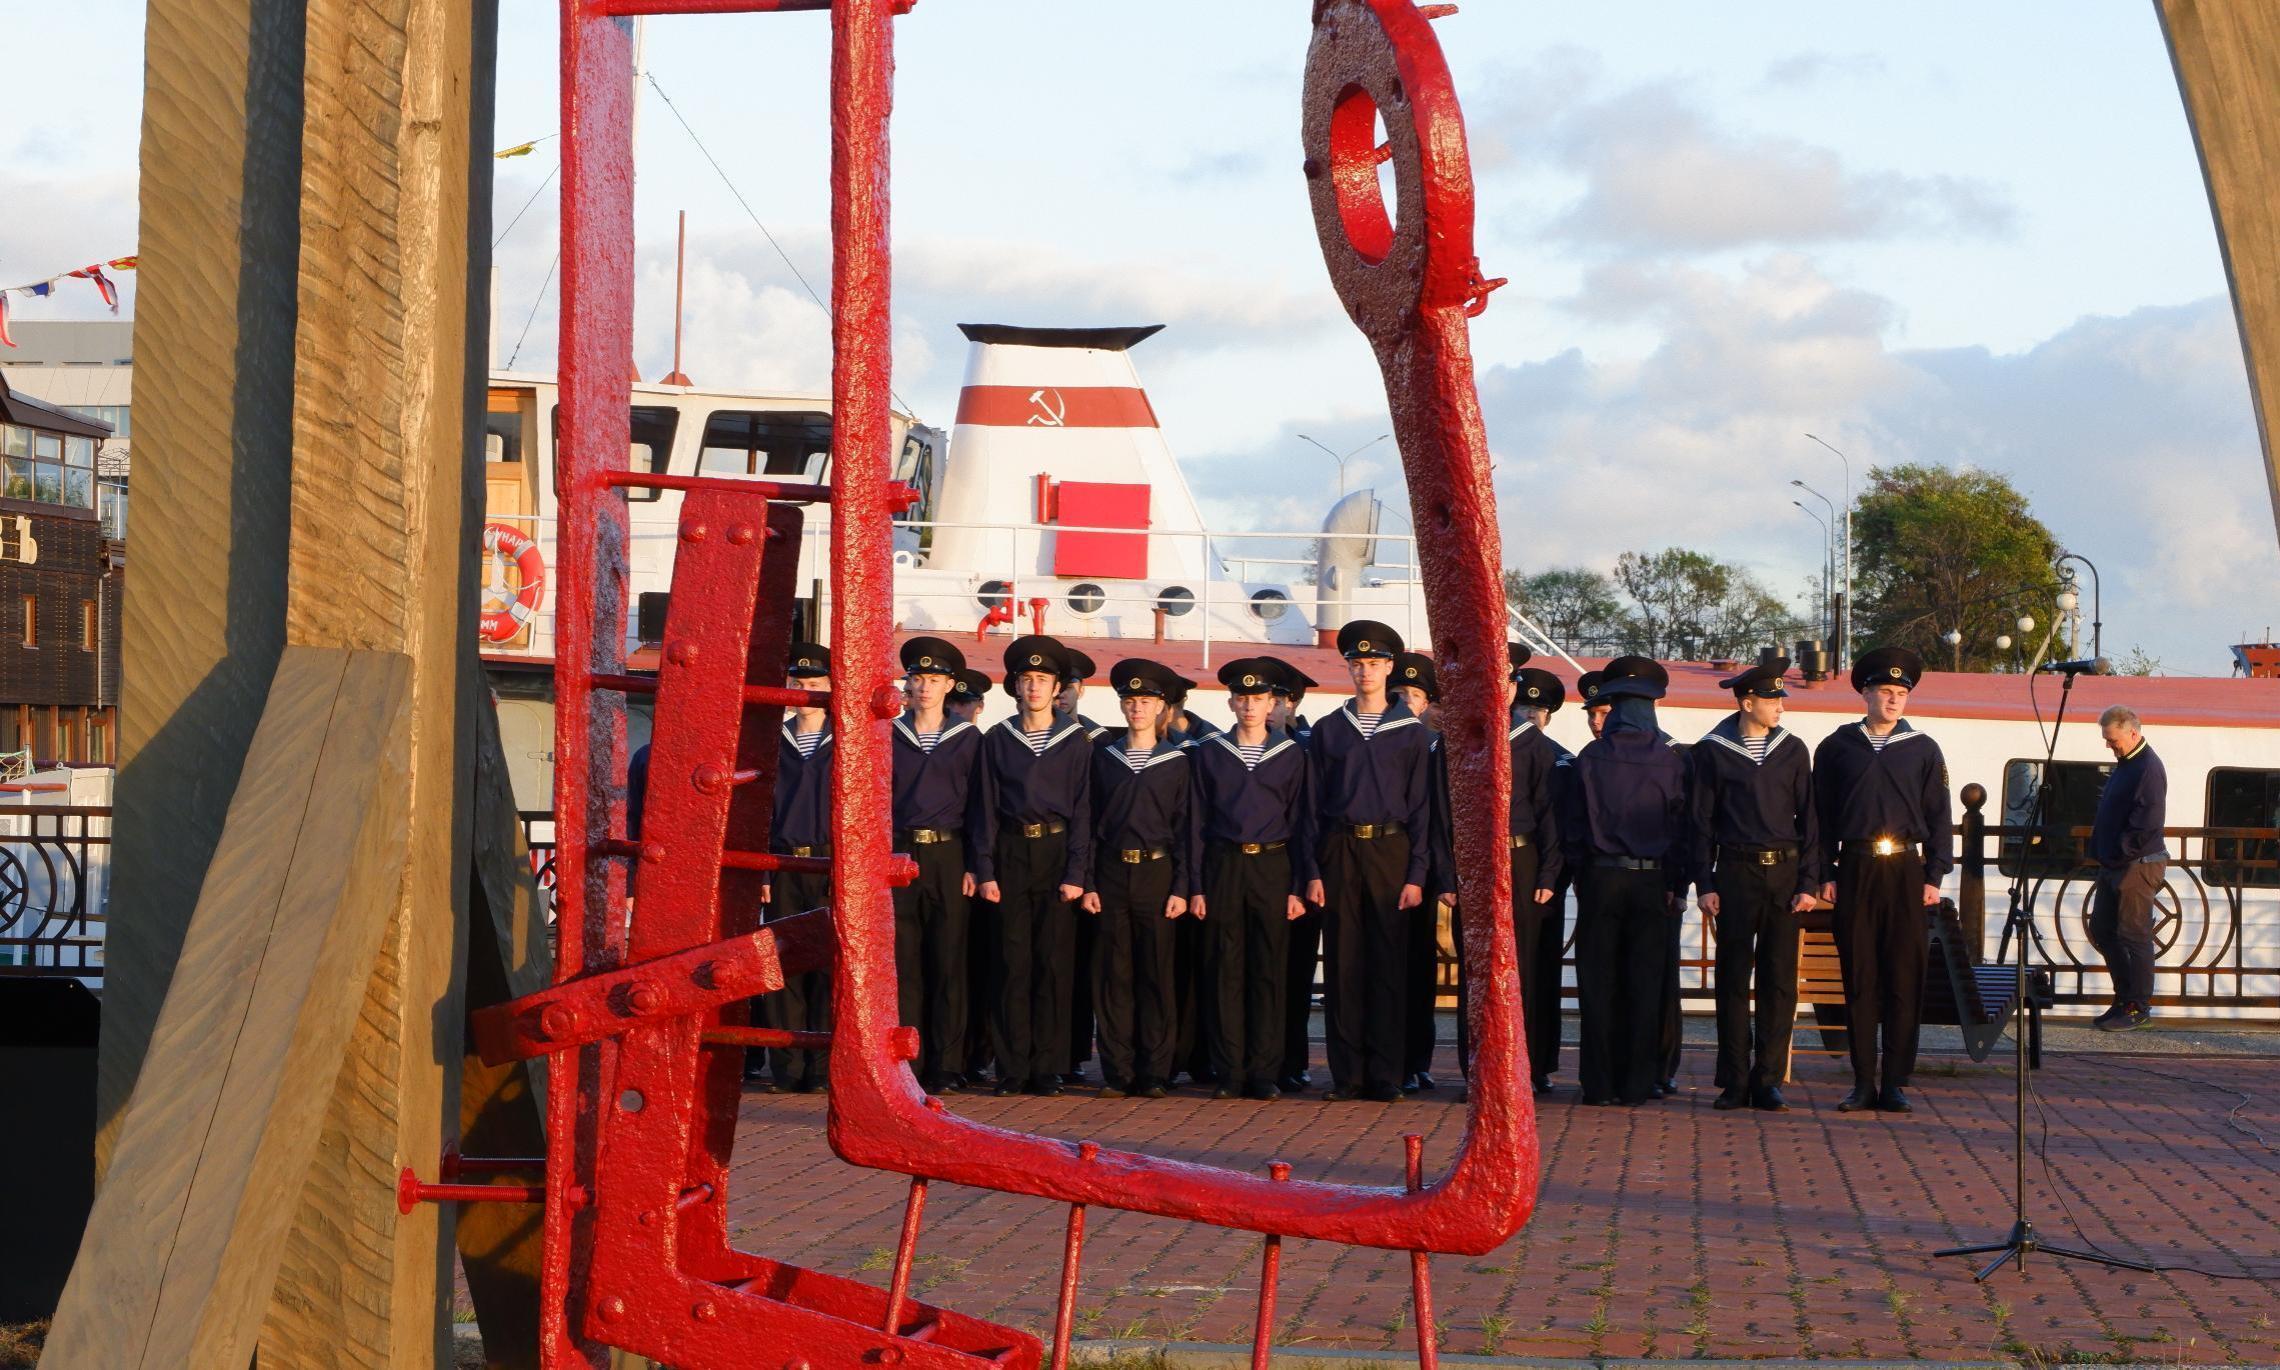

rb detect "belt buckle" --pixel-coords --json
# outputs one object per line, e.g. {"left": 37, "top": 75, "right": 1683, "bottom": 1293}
{"left": 1022, "top": 821, "right": 1045, "bottom": 839}
{"left": 1121, "top": 849, "right": 1142, "bottom": 865}
{"left": 1872, "top": 836, "right": 1903, "bottom": 857}
{"left": 1240, "top": 842, "right": 1262, "bottom": 855}
{"left": 790, "top": 845, "right": 813, "bottom": 858}
{"left": 1757, "top": 850, "right": 1778, "bottom": 867}
{"left": 1353, "top": 823, "right": 1376, "bottom": 840}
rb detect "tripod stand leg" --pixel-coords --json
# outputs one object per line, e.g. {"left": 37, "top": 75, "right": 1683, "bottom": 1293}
{"left": 1974, "top": 1245, "right": 2023, "bottom": 1282}
{"left": 2035, "top": 1241, "right": 2159, "bottom": 1273}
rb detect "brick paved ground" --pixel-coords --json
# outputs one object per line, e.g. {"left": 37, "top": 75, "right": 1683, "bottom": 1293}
{"left": 716, "top": 1038, "right": 2280, "bottom": 1362}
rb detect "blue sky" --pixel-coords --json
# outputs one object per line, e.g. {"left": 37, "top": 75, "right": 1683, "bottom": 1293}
{"left": 6, "top": 2, "right": 2276, "bottom": 670}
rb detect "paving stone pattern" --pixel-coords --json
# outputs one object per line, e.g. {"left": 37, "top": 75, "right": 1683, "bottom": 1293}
{"left": 720, "top": 1043, "right": 2280, "bottom": 1361}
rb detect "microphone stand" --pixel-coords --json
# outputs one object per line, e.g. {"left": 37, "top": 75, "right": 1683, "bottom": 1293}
{"left": 1935, "top": 666, "right": 2153, "bottom": 1279}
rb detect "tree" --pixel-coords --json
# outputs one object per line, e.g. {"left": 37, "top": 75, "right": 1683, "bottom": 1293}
{"left": 1608, "top": 548, "right": 1798, "bottom": 660}
{"left": 1851, "top": 464, "right": 2062, "bottom": 672}
{"left": 2116, "top": 645, "right": 2162, "bottom": 677}
{"left": 1504, "top": 566, "right": 1625, "bottom": 650}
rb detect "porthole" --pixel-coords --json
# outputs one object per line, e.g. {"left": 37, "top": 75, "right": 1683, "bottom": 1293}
{"left": 977, "top": 579, "right": 1013, "bottom": 610}
{"left": 1249, "top": 588, "right": 1291, "bottom": 624}
{"left": 1157, "top": 586, "right": 1195, "bottom": 617}
{"left": 1067, "top": 582, "right": 1107, "bottom": 616}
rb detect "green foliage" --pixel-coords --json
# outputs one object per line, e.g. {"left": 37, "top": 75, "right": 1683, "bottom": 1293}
{"left": 1507, "top": 554, "right": 1797, "bottom": 659}
{"left": 2115, "top": 645, "right": 2162, "bottom": 677}
{"left": 1852, "top": 463, "right": 2061, "bottom": 671}
{"left": 1505, "top": 566, "right": 1626, "bottom": 646}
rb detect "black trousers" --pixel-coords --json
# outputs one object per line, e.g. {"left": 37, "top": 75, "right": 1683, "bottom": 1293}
{"left": 1173, "top": 912, "right": 1210, "bottom": 1081}
{"left": 1322, "top": 830, "right": 1411, "bottom": 1093}
{"left": 2089, "top": 861, "right": 2163, "bottom": 1006}
{"left": 1529, "top": 875, "right": 1569, "bottom": 1081}
{"left": 1202, "top": 843, "right": 1293, "bottom": 1090}
{"left": 1710, "top": 855, "right": 1800, "bottom": 1091}
{"left": 892, "top": 836, "right": 970, "bottom": 1081}
{"left": 1453, "top": 845, "right": 1548, "bottom": 1081}
{"left": 1069, "top": 897, "right": 1098, "bottom": 1074}
{"left": 1092, "top": 855, "right": 1178, "bottom": 1088}
{"left": 1575, "top": 865, "right": 1668, "bottom": 1104}
{"left": 1658, "top": 906, "right": 1683, "bottom": 1085}
{"left": 990, "top": 830, "right": 1075, "bottom": 1088}
{"left": 1833, "top": 848, "right": 1927, "bottom": 1092}
{"left": 1281, "top": 905, "right": 1324, "bottom": 1080}
{"left": 762, "top": 861, "right": 832, "bottom": 1087}
{"left": 1403, "top": 894, "right": 1441, "bottom": 1078}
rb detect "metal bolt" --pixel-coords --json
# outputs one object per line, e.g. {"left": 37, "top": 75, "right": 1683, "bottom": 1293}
{"left": 728, "top": 523, "right": 756, "bottom": 546}
{"left": 667, "top": 640, "right": 697, "bottom": 666}
{"left": 641, "top": 841, "right": 666, "bottom": 863}
{"left": 638, "top": 1209, "right": 655, "bottom": 1226}
{"left": 1078, "top": 1141, "right": 1100, "bottom": 1162}
{"left": 1270, "top": 1161, "right": 1292, "bottom": 1182}
{"left": 538, "top": 1004, "right": 578, "bottom": 1039}
{"left": 870, "top": 683, "right": 904, "bottom": 718}
{"left": 628, "top": 982, "right": 662, "bottom": 1015}
{"left": 681, "top": 521, "right": 709, "bottom": 543}
{"left": 692, "top": 1300, "right": 718, "bottom": 1322}
{"left": 692, "top": 762, "right": 727, "bottom": 793}
{"left": 597, "top": 1295, "right": 626, "bottom": 1323}
{"left": 876, "top": 1349, "right": 903, "bottom": 1366}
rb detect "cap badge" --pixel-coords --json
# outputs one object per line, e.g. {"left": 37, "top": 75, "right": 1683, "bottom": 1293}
{"left": 918, "top": 656, "right": 934, "bottom": 668}
{"left": 1028, "top": 654, "right": 1043, "bottom": 667}
{"left": 1357, "top": 639, "right": 1371, "bottom": 652}
{"left": 1526, "top": 686, "right": 1540, "bottom": 698}
{"left": 1403, "top": 666, "right": 1417, "bottom": 678}
{"left": 1888, "top": 666, "right": 1903, "bottom": 679}
{"left": 1128, "top": 676, "right": 1142, "bottom": 689}
{"left": 1242, "top": 674, "right": 1259, "bottom": 688}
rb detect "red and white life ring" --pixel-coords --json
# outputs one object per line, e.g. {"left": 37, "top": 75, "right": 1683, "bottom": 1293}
{"left": 480, "top": 522, "right": 547, "bottom": 643}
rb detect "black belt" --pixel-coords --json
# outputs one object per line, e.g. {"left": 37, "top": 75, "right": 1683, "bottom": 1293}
{"left": 1719, "top": 845, "right": 1795, "bottom": 867}
{"left": 1593, "top": 855, "right": 1660, "bottom": 872}
{"left": 782, "top": 842, "right": 833, "bottom": 859}
{"left": 1015, "top": 818, "right": 1069, "bottom": 839}
{"left": 1340, "top": 821, "right": 1406, "bottom": 840}
{"left": 1116, "top": 847, "right": 1169, "bottom": 864}
{"left": 1844, "top": 838, "right": 1914, "bottom": 859}
{"left": 1218, "top": 839, "right": 1287, "bottom": 856}
{"left": 903, "top": 828, "right": 960, "bottom": 846}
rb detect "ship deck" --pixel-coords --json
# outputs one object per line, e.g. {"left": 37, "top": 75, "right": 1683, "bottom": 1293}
{"left": 692, "top": 1023, "right": 2280, "bottom": 1363}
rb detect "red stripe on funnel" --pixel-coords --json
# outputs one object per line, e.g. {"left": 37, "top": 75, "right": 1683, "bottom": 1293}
{"left": 954, "top": 386, "right": 1158, "bottom": 428}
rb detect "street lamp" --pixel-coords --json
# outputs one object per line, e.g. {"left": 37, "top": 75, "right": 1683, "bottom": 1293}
{"left": 1296, "top": 432, "right": 1391, "bottom": 500}
{"left": 1804, "top": 433, "right": 1853, "bottom": 663}
{"left": 2054, "top": 551, "right": 2101, "bottom": 662}
{"left": 1942, "top": 626, "right": 1964, "bottom": 672}
{"left": 1792, "top": 501, "right": 1832, "bottom": 640}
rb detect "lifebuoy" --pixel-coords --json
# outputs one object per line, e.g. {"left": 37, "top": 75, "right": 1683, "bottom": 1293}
{"left": 480, "top": 522, "right": 547, "bottom": 643}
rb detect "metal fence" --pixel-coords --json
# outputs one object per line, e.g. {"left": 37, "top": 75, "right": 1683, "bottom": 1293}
{"left": 0, "top": 806, "right": 110, "bottom": 981}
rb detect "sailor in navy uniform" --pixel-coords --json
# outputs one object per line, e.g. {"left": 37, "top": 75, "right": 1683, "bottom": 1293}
{"left": 1689, "top": 660, "right": 1817, "bottom": 1112}
{"left": 1270, "top": 663, "right": 1318, "bottom": 741}
{"left": 1267, "top": 659, "right": 1325, "bottom": 1090}
{"left": 1397, "top": 650, "right": 1448, "bottom": 1092}
{"left": 947, "top": 667, "right": 991, "bottom": 725}
{"left": 1602, "top": 655, "right": 1691, "bottom": 1094}
{"left": 890, "top": 636, "right": 985, "bottom": 1093}
{"left": 975, "top": 636, "right": 1096, "bottom": 1096}
{"left": 761, "top": 642, "right": 836, "bottom": 1091}
{"left": 1056, "top": 644, "right": 1105, "bottom": 1083}
{"left": 1190, "top": 658, "right": 1317, "bottom": 1100}
{"left": 1812, "top": 646, "right": 1952, "bottom": 1114}
{"left": 1513, "top": 662, "right": 1571, "bottom": 1093}
{"left": 1576, "top": 670, "right": 1610, "bottom": 739}
{"left": 1308, "top": 621, "right": 1435, "bottom": 1102}
{"left": 1081, "top": 660, "right": 1194, "bottom": 1098}
{"left": 1563, "top": 663, "right": 1689, "bottom": 1106}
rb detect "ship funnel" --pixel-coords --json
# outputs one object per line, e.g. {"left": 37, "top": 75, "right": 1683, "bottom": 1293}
{"left": 1313, "top": 489, "right": 1381, "bottom": 638}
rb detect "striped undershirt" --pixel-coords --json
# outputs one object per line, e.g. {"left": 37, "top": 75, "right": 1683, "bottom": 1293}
{"left": 1236, "top": 741, "right": 1267, "bottom": 769}
{"left": 915, "top": 730, "right": 940, "bottom": 753}
{"left": 1118, "top": 746, "right": 1150, "bottom": 773}
{"left": 1354, "top": 710, "right": 1383, "bottom": 738}
{"left": 791, "top": 729, "right": 824, "bottom": 758}
{"left": 1023, "top": 726, "right": 1055, "bottom": 755}
{"left": 1741, "top": 733, "right": 1770, "bottom": 762}
{"left": 1867, "top": 731, "right": 1892, "bottom": 751}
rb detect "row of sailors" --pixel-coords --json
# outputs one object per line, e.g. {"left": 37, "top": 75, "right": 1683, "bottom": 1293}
{"left": 742, "top": 624, "right": 1956, "bottom": 1115}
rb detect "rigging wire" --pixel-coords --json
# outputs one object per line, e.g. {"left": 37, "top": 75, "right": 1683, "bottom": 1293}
{"left": 640, "top": 70, "right": 925, "bottom": 425}
{"left": 495, "top": 160, "right": 561, "bottom": 250}
{"left": 507, "top": 252, "right": 561, "bottom": 372}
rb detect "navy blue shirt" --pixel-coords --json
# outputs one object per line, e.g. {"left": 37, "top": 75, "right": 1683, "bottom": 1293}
{"left": 1812, "top": 721, "right": 1954, "bottom": 882}
{"left": 1089, "top": 730, "right": 1195, "bottom": 894}
{"left": 628, "top": 742, "right": 651, "bottom": 841}
{"left": 1308, "top": 697, "right": 1435, "bottom": 887}
{"left": 2091, "top": 740, "right": 2168, "bottom": 868}
{"left": 1187, "top": 726, "right": 1318, "bottom": 896}
{"left": 1566, "top": 731, "right": 1691, "bottom": 892}
{"left": 890, "top": 713, "right": 984, "bottom": 850}
{"left": 773, "top": 721, "right": 834, "bottom": 850}
{"left": 1509, "top": 720, "right": 1564, "bottom": 891}
{"left": 1687, "top": 714, "right": 1818, "bottom": 895}
{"left": 973, "top": 716, "right": 1095, "bottom": 886}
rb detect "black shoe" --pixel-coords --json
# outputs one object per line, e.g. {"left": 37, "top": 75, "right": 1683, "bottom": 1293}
{"left": 1647, "top": 1083, "right": 1669, "bottom": 1100}
{"left": 1877, "top": 1087, "right": 1911, "bottom": 1114}
{"left": 917, "top": 1073, "right": 947, "bottom": 1095}
{"left": 1362, "top": 1083, "right": 1402, "bottom": 1103}
{"left": 1413, "top": 1072, "right": 1438, "bottom": 1092}
{"left": 1662, "top": 1077, "right": 1678, "bottom": 1094}
{"left": 1142, "top": 1082, "right": 1169, "bottom": 1099}
{"left": 2092, "top": 1002, "right": 2127, "bottom": 1029}
{"left": 992, "top": 1079, "right": 1021, "bottom": 1097}
{"left": 1532, "top": 1077, "right": 1554, "bottom": 1097}
{"left": 1401, "top": 1073, "right": 1421, "bottom": 1094}
{"left": 1243, "top": 1082, "right": 1281, "bottom": 1101}
{"left": 1713, "top": 1087, "right": 1749, "bottom": 1111}
{"left": 1295, "top": 1069, "right": 1314, "bottom": 1087}
{"left": 1277, "top": 1074, "right": 1307, "bottom": 1093}
{"left": 2116, "top": 1003, "right": 2153, "bottom": 1031}
{"left": 1753, "top": 1085, "right": 1791, "bottom": 1113}
{"left": 1030, "top": 1077, "right": 1064, "bottom": 1098}
{"left": 1323, "top": 1086, "right": 1359, "bottom": 1102}
{"left": 1582, "top": 1095, "right": 1618, "bottom": 1107}
{"left": 1061, "top": 1071, "right": 1087, "bottom": 1086}
{"left": 1097, "top": 1084, "right": 1126, "bottom": 1099}
{"left": 1211, "top": 1086, "right": 1238, "bottom": 1100}
{"left": 1836, "top": 1087, "right": 1874, "bottom": 1113}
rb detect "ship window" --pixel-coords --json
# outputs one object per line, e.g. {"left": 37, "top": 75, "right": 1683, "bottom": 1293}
{"left": 627, "top": 406, "right": 678, "bottom": 503}
{"left": 893, "top": 431, "right": 937, "bottom": 542}
{"left": 699, "top": 411, "right": 832, "bottom": 484}
{"left": 1996, "top": 757, "right": 2109, "bottom": 876}
{"left": 2208, "top": 768, "right": 2280, "bottom": 889}
{"left": 1156, "top": 586, "right": 1196, "bottom": 617}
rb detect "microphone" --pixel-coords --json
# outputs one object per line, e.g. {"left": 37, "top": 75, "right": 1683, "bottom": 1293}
{"left": 2039, "top": 656, "right": 2110, "bottom": 676}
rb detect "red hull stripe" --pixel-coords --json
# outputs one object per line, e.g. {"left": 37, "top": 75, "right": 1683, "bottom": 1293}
{"left": 954, "top": 385, "right": 1158, "bottom": 428}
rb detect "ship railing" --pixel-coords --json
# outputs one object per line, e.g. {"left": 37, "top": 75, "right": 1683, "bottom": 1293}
{"left": 0, "top": 804, "right": 111, "bottom": 984}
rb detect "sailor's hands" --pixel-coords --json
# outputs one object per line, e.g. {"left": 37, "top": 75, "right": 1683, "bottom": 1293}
{"left": 1698, "top": 892, "right": 1721, "bottom": 917}
{"left": 978, "top": 879, "right": 999, "bottom": 902}
{"left": 761, "top": 883, "right": 772, "bottom": 905}
{"left": 1306, "top": 879, "right": 1325, "bottom": 906}
{"left": 1164, "top": 894, "right": 1187, "bottom": 919}
{"left": 962, "top": 873, "right": 977, "bottom": 897}
{"left": 1922, "top": 884, "right": 1941, "bottom": 907}
{"left": 1398, "top": 883, "right": 1424, "bottom": 910}
{"left": 1790, "top": 892, "right": 1815, "bottom": 914}
{"left": 1286, "top": 895, "right": 1306, "bottom": 921}
{"left": 1059, "top": 883, "right": 1085, "bottom": 903}
{"left": 1818, "top": 881, "right": 1837, "bottom": 905}
{"left": 1534, "top": 887, "right": 1555, "bottom": 905}
{"left": 1081, "top": 892, "right": 1101, "bottom": 914}
{"left": 1439, "top": 892, "right": 1456, "bottom": 910}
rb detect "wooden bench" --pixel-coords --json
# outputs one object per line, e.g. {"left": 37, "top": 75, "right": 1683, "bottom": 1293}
{"left": 1781, "top": 901, "right": 2048, "bottom": 1080}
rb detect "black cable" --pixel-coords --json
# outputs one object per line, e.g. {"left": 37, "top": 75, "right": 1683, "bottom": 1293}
{"left": 641, "top": 71, "right": 924, "bottom": 425}
{"left": 506, "top": 252, "right": 560, "bottom": 372}
{"left": 2025, "top": 1055, "right": 2280, "bottom": 1281}
{"left": 495, "top": 160, "right": 560, "bottom": 250}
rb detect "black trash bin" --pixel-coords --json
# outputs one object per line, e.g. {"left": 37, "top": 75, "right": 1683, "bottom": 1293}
{"left": 0, "top": 976, "right": 99, "bottom": 1322}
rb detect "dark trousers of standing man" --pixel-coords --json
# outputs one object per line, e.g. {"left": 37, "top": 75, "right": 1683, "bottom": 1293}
{"left": 1709, "top": 852, "right": 1800, "bottom": 1092}
{"left": 991, "top": 828, "right": 1075, "bottom": 1091}
{"left": 1092, "top": 853, "right": 1177, "bottom": 1090}
{"left": 1657, "top": 907, "right": 1683, "bottom": 1087}
{"left": 892, "top": 834, "right": 970, "bottom": 1086}
{"left": 1203, "top": 843, "right": 1293, "bottom": 1092}
{"left": 1402, "top": 894, "right": 1441, "bottom": 1080}
{"left": 1281, "top": 905, "right": 1324, "bottom": 1083}
{"left": 1322, "top": 829, "right": 1410, "bottom": 1095}
{"left": 762, "top": 858, "right": 832, "bottom": 1089}
{"left": 1069, "top": 901, "right": 1098, "bottom": 1077}
{"left": 2089, "top": 860, "right": 2164, "bottom": 1006}
{"left": 1530, "top": 876, "right": 1569, "bottom": 1082}
{"left": 1575, "top": 863, "right": 1668, "bottom": 1104}
{"left": 1833, "top": 847, "right": 1927, "bottom": 1093}
{"left": 1457, "top": 843, "right": 1547, "bottom": 1081}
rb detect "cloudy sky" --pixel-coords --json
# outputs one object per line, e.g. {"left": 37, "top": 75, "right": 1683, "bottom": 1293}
{"left": 7, "top": 2, "right": 2277, "bottom": 671}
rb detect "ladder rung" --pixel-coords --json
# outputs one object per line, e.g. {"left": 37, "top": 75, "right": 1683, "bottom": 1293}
{"left": 591, "top": 672, "right": 831, "bottom": 711}
{"left": 701, "top": 1026, "right": 833, "bottom": 1051}
{"left": 599, "top": 0, "right": 915, "bottom": 14}
{"left": 603, "top": 470, "right": 831, "bottom": 503}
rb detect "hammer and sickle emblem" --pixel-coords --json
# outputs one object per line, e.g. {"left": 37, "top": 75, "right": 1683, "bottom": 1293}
{"left": 1026, "top": 389, "right": 1067, "bottom": 427}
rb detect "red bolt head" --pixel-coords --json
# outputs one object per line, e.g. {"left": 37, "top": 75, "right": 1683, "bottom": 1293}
{"left": 597, "top": 1295, "right": 627, "bottom": 1323}
{"left": 692, "top": 762, "right": 727, "bottom": 793}
{"left": 692, "top": 1300, "right": 718, "bottom": 1323}
{"left": 876, "top": 1349, "right": 904, "bottom": 1366}
{"left": 641, "top": 840, "right": 666, "bottom": 863}
{"left": 637, "top": 1209, "right": 656, "bottom": 1226}
{"left": 627, "top": 982, "right": 662, "bottom": 1015}
{"left": 538, "top": 1004, "right": 578, "bottom": 1039}
{"left": 667, "top": 640, "right": 697, "bottom": 666}
{"left": 728, "top": 523, "right": 756, "bottom": 546}
{"left": 681, "top": 521, "right": 709, "bottom": 543}
{"left": 1078, "top": 1141, "right": 1100, "bottom": 1162}
{"left": 870, "top": 684, "right": 904, "bottom": 719}
{"left": 888, "top": 1026, "right": 922, "bottom": 1061}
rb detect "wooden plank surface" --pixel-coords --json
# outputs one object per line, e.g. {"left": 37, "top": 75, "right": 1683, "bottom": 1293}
{"left": 41, "top": 646, "right": 413, "bottom": 1369}
{"left": 2159, "top": 0, "right": 2280, "bottom": 544}
{"left": 99, "top": 0, "right": 301, "bottom": 1176}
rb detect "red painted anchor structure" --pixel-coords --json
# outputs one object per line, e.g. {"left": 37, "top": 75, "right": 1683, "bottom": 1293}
{"left": 435, "top": 1, "right": 1534, "bottom": 1364}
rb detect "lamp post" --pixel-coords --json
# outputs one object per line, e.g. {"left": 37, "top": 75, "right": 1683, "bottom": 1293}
{"left": 2054, "top": 551, "right": 2101, "bottom": 662}
{"left": 1296, "top": 432, "right": 1391, "bottom": 500}
{"left": 1791, "top": 500, "right": 1833, "bottom": 642}
{"left": 1943, "top": 626, "right": 1964, "bottom": 673}
{"left": 1804, "top": 433, "right": 1853, "bottom": 663}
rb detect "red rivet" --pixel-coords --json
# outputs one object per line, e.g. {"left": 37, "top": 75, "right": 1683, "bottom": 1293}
{"left": 870, "top": 684, "right": 904, "bottom": 719}
{"left": 681, "top": 521, "right": 709, "bottom": 543}
{"left": 641, "top": 841, "right": 666, "bottom": 863}
{"left": 597, "top": 1295, "right": 626, "bottom": 1323}
{"left": 1078, "top": 1141, "right": 1100, "bottom": 1162}
{"left": 1270, "top": 1161, "right": 1292, "bottom": 1182}
{"left": 728, "top": 523, "right": 756, "bottom": 546}
{"left": 877, "top": 1349, "right": 904, "bottom": 1366}
{"left": 693, "top": 1300, "right": 718, "bottom": 1323}
{"left": 539, "top": 1004, "right": 578, "bottom": 1039}
{"left": 637, "top": 1209, "right": 656, "bottom": 1226}
{"left": 628, "top": 982, "right": 662, "bottom": 1015}
{"left": 667, "top": 640, "right": 697, "bottom": 666}
{"left": 692, "top": 762, "right": 728, "bottom": 794}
